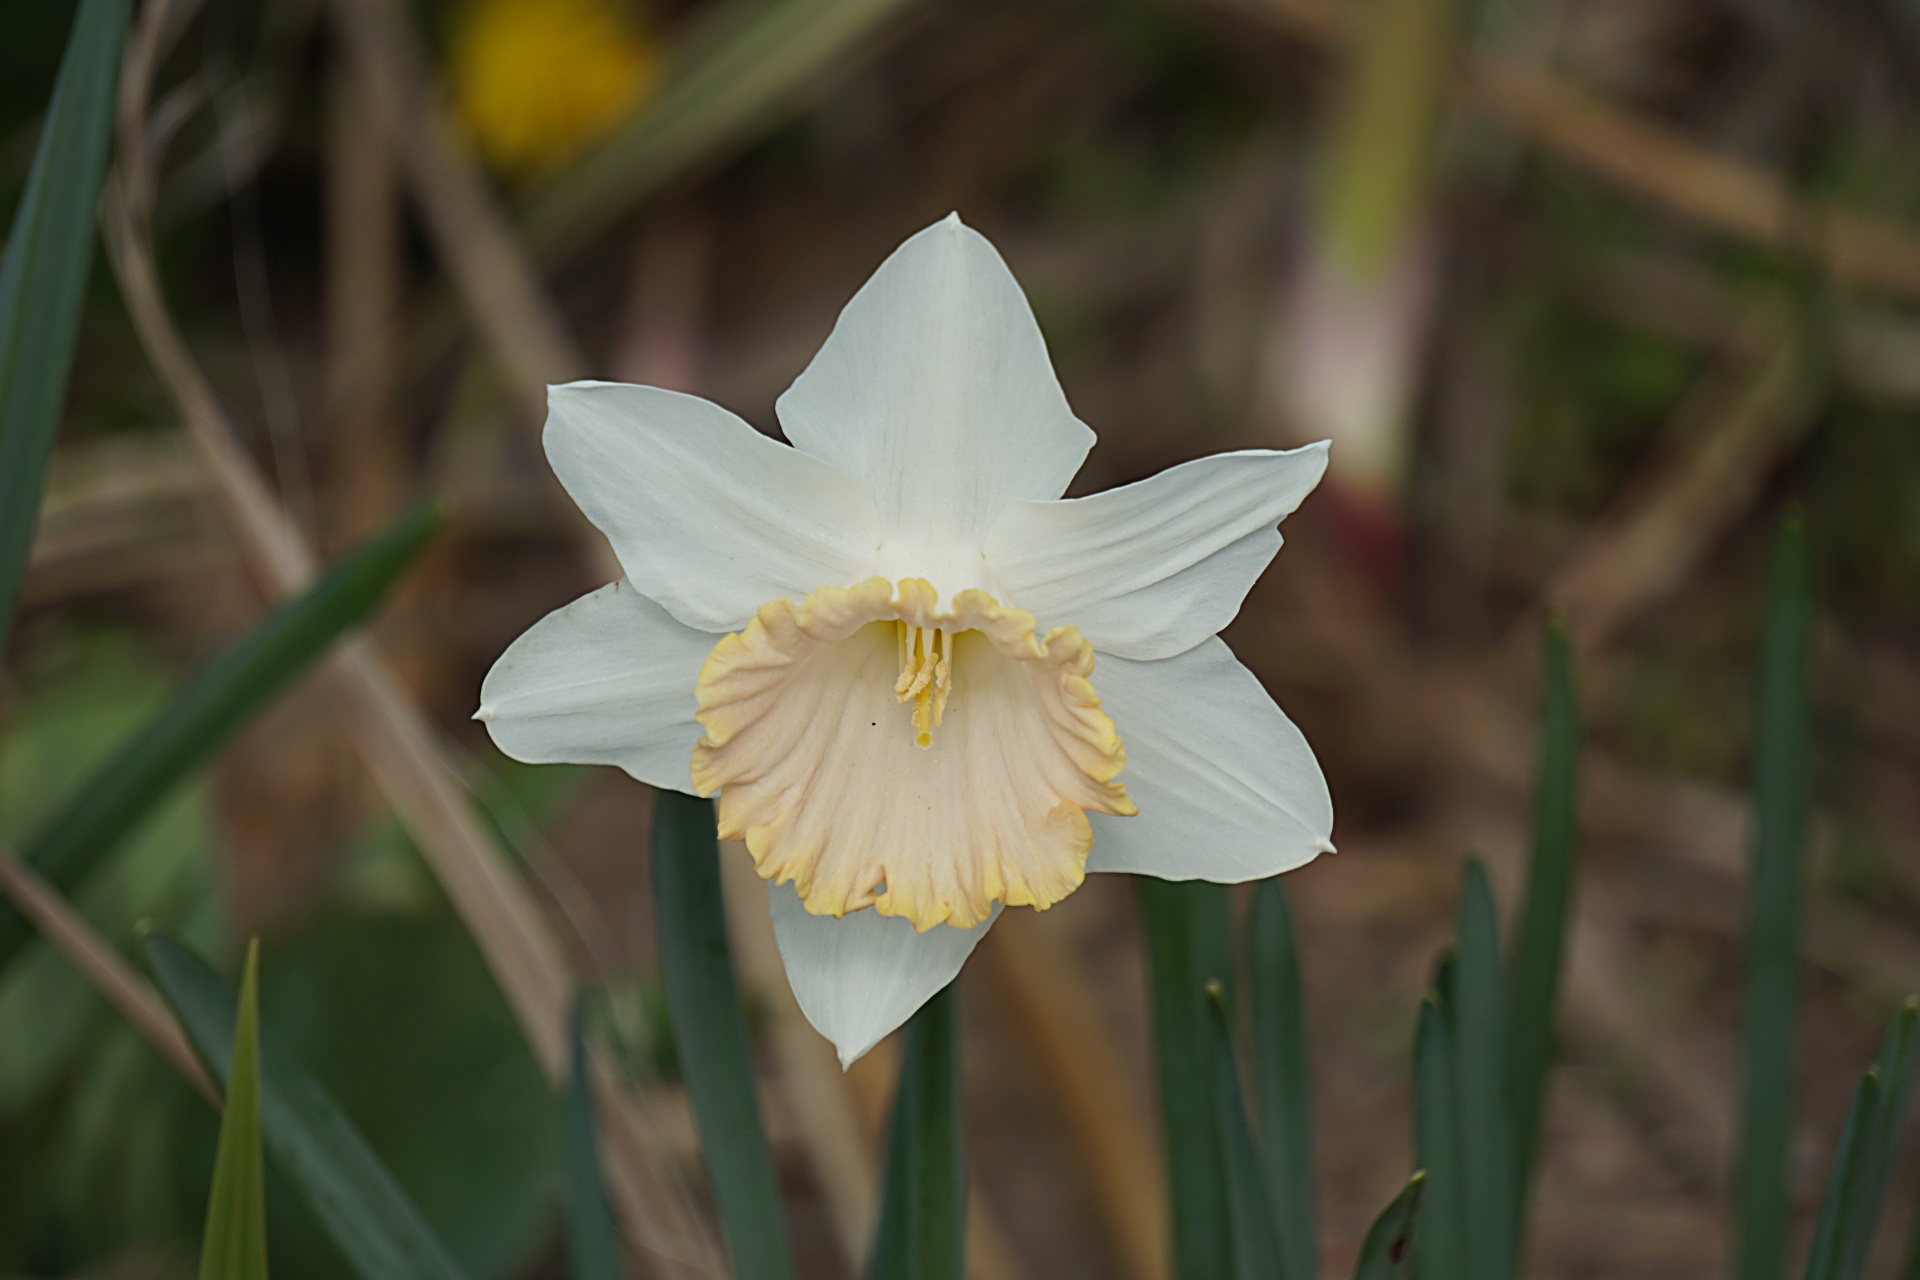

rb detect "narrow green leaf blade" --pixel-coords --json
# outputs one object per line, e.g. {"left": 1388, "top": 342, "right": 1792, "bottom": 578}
{"left": 0, "top": 0, "right": 131, "bottom": 651}
{"left": 1736, "top": 518, "right": 1816, "bottom": 1280}
{"left": 143, "top": 933, "right": 470, "bottom": 1280}
{"left": 1804, "top": 1000, "right": 1920, "bottom": 1280}
{"left": 1412, "top": 993, "right": 1466, "bottom": 1280}
{"left": 198, "top": 939, "right": 270, "bottom": 1280}
{"left": 520, "top": 0, "right": 918, "bottom": 259}
{"left": 1804, "top": 1070, "right": 1883, "bottom": 1280}
{"left": 1251, "top": 878, "right": 1317, "bottom": 1280}
{"left": 1507, "top": 619, "right": 1581, "bottom": 1199}
{"left": 651, "top": 791, "right": 792, "bottom": 1280}
{"left": 562, "top": 1007, "right": 622, "bottom": 1280}
{"left": 0, "top": 503, "right": 440, "bottom": 968}
{"left": 1352, "top": 1171, "right": 1424, "bottom": 1280}
{"left": 869, "top": 981, "right": 965, "bottom": 1280}
{"left": 1137, "top": 876, "right": 1234, "bottom": 1280}
{"left": 1206, "top": 981, "right": 1291, "bottom": 1280}
{"left": 1453, "top": 859, "right": 1516, "bottom": 1280}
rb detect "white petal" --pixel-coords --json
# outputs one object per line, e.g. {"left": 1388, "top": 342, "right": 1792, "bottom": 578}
{"left": 477, "top": 581, "right": 714, "bottom": 793}
{"left": 768, "top": 881, "right": 997, "bottom": 1067}
{"left": 1086, "top": 638, "right": 1332, "bottom": 880}
{"left": 775, "top": 215, "right": 1094, "bottom": 550}
{"left": 545, "top": 381, "right": 881, "bottom": 633}
{"left": 983, "top": 444, "right": 1329, "bottom": 661}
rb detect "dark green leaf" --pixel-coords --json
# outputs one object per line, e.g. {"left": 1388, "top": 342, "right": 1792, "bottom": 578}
{"left": 1251, "top": 878, "right": 1317, "bottom": 1280}
{"left": 520, "top": 0, "right": 919, "bottom": 260}
{"left": 0, "top": 503, "right": 440, "bottom": 969}
{"left": 869, "top": 982, "right": 965, "bottom": 1280}
{"left": 1507, "top": 619, "right": 1580, "bottom": 1200}
{"left": 1804, "top": 1000, "right": 1920, "bottom": 1280}
{"left": 1412, "top": 994, "right": 1466, "bottom": 1280}
{"left": 562, "top": 1007, "right": 622, "bottom": 1280}
{"left": 198, "top": 939, "right": 270, "bottom": 1280}
{"left": 1736, "top": 518, "right": 1816, "bottom": 1280}
{"left": 142, "top": 932, "right": 470, "bottom": 1280}
{"left": 1206, "top": 981, "right": 1290, "bottom": 1280}
{"left": 651, "top": 791, "right": 792, "bottom": 1280}
{"left": 1137, "top": 876, "right": 1233, "bottom": 1280}
{"left": 1352, "top": 1171, "right": 1424, "bottom": 1280}
{"left": 0, "top": 0, "right": 131, "bottom": 652}
{"left": 1852, "top": 1003, "right": 1920, "bottom": 1273}
{"left": 1453, "top": 860, "right": 1516, "bottom": 1280}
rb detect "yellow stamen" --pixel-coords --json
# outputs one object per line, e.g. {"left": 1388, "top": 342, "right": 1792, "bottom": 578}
{"left": 894, "top": 622, "right": 953, "bottom": 746}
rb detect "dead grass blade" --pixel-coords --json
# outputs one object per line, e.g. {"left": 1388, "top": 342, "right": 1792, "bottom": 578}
{"left": 0, "top": 848, "right": 218, "bottom": 1106}
{"left": 974, "top": 913, "right": 1171, "bottom": 1280}
{"left": 1537, "top": 316, "right": 1815, "bottom": 653}
{"left": 717, "top": 843, "right": 880, "bottom": 1266}
{"left": 100, "top": 4, "right": 722, "bottom": 1272}
{"left": 1246, "top": 0, "right": 1920, "bottom": 302}
{"left": 326, "top": 0, "right": 585, "bottom": 419}
{"left": 719, "top": 842, "right": 1034, "bottom": 1280}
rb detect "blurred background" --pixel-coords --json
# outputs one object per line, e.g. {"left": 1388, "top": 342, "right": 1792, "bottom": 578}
{"left": 5, "top": 0, "right": 1920, "bottom": 1275}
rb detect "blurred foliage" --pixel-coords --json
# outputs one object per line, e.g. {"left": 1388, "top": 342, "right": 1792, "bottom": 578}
{"left": 259, "top": 895, "right": 558, "bottom": 1280}
{"left": 0, "top": 632, "right": 220, "bottom": 1270}
{"left": 0, "top": 638, "right": 557, "bottom": 1276}
{"left": 8, "top": 0, "right": 1920, "bottom": 1273}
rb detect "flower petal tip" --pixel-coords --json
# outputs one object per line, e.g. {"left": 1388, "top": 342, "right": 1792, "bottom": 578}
{"left": 943, "top": 209, "right": 963, "bottom": 229}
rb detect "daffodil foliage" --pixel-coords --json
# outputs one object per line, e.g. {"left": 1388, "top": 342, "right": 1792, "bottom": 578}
{"left": 477, "top": 215, "right": 1333, "bottom": 1064}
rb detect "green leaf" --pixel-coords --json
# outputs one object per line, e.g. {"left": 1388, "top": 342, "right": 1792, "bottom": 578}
{"left": 0, "top": 503, "right": 440, "bottom": 970}
{"left": 142, "top": 932, "right": 470, "bottom": 1280}
{"left": 198, "top": 939, "right": 270, "bottom": 1280}
{"left": 1507, "top": 620, "right": 1580, "bottom": 1200}
{"left": 520, "top": 0, "right": 919, "bottom": 260}
{"left": 1352, "top": 1172, "right": 1424, "bottom": 1280}
{"left": 0, "top": 0, "right": 131, "bottom": 652}
{"left": 1803, "top": 1000, "right": 1920, "bottom": 1280}
{"left": 1137, "top": 876, "right": 1234, "bottom": 1280}
{"left": 1453, "top": 860, "right": 1516, "bottom": 1280}
{"left": 650, "top": 791, "right": 792, "bottom": 1280}
{"left": 1736, "top": 518, "right": 1816, "bottom": 1280}
{"left": 1206, "top": 981, "right": 1290, "bottom": 1280}
{"left": 562, "top": 1007, "right": 622, "bottom": 1280}
{"left": 869, "top": 981, "right": 965, "bottom": 1280}
{"left": 1251, "top": 877, "right": 1317, "bottom": 1280}
{"left": 1412, "top": 992, "right": 1466, "bottom": 1280}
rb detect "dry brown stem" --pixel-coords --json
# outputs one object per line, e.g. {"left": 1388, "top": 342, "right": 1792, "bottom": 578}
{"left": 326, "top": 0, "right": 586, "bottom": 417}
{"left": 973, "top": 913, "right": 1170, "bottom": 1280}
{"left": 101, "top": 3, "right": 722, "bottom": 1272}
{"left": 324, "top": 58, "right": 406, "bottom": 545}
{"left": 0, "top": 851, "right": 219, "bottom": 1107}
{"left": 1540, "top": 316, "right": 1813, "bottom": 654}
{"left": 1249, "top": 0, "right": 1920, "bottom": 302}
{"left": 717, "top": 840, "right": 880, "bottom": 1269}
{"left": 720, "top": 841, "right": 1039, "bottom": 1280}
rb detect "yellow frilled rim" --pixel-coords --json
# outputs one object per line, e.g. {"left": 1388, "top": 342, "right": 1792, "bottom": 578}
{"left": 691, "top": 577, "right": 1134, "bottom": 930}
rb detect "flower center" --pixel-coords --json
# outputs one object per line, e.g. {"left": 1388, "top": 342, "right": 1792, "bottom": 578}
{"left": 689, "top": 577, "right": 1135, "bottom": 930}
{"left": 895, "top": 621, "right": 953, "bottom": 746}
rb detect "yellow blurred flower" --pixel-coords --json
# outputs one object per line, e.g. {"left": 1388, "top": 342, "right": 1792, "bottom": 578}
{"left": 448, "top": 0, "right": 658, "bottom": 175}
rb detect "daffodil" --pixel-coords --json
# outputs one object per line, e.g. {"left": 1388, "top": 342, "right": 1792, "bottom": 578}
{"left": 478, "top": 215, "right": 1333, "bottom": 1065}
{"left": 448, "top": 0, "right": 657, "bottom": 175}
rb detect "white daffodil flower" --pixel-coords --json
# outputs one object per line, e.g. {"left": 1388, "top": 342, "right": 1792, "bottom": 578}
{"left": 477, "top": 214, "right": 1333, "bottom": 1066}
